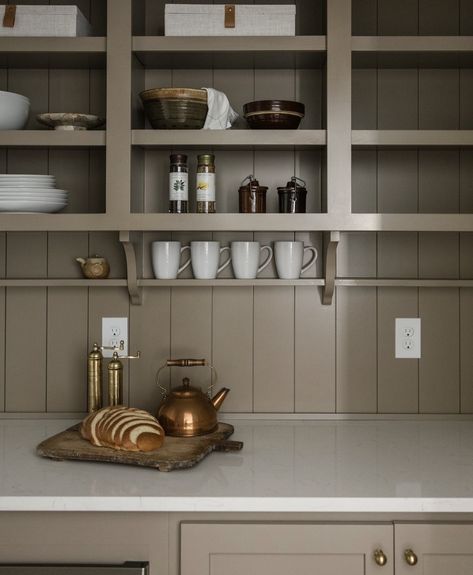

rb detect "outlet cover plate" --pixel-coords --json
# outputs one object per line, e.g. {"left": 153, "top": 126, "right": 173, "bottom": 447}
{"left": 102, "top": 317, "right": 128, "bottom": 358}
{"left": 395, "top": 318, "right": 421, "bottom": 359}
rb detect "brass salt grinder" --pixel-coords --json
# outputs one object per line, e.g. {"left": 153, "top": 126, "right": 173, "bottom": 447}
{"left": 87, "top": 342, "right": 140, "bottom": 411}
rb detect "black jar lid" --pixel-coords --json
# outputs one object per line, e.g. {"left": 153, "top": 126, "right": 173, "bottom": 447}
{"left": 170, "top": 153, "right": 187, "bottom": 164}
{"left": 277, "top": 176, "right": 307, "bottom": 193}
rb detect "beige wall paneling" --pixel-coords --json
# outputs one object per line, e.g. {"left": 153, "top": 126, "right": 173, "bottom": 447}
{"left": 418, "top": 151, "right": 460, "bottom": 278}
{"left": 144, "top": 149, "right": 168, "bottom": 213}
{"left": 377, "top": 287, "right": 419, "bottom": 413}
{"left": 253, "top": 287, "right": 295, "bottom": 412}
{"left": 419, "top": 70, "right": 459, "bottom": 129}
{"left": 460, "top": 0, "right": 473, "bottom": 35}
{"left": 418, "top": 0, "right": 459, "bottom": 35}
{"left": 50, "top": 149, "right": 91, "bottom": 214}
{"left": 419, "top": 288, "right": 460, "bottom": 413}
{"left": 337, "top": 233, "right": 377, "bottom": 278}
{"left": 215, "top": 152, "right": 254, "bottom": 214}
{"left": 143, "top": 231, "right": 169, "bottom": 279}
{"left": 212, "top": 286, "right": 254, "bottom": 413}
{"left": 0, "top": 288, "right": 4, "bottom": 411}
{"left": 336, "top": 287, "right": 377, "bottom": 413}
{"left": 378, "top": 151, "right": 418, "bottom": 214}
{"left": 47, "top": 287, "right": 88, "bottom": 412}
{"left": 460, "top": 289, "right": 473, "bottom": 412}
{"left": 49, "top": 68, "right": 90, "bottom": 117}
{"left": 378, "top": 233, "right": 418, "bottom": 278}
{"left": 89, "top": 148, "right": 106, "bottom": 214}
{"left": 460, "top": 150, "right": 473, "bottom": 278}
{"left": 89, "top": 0, "right": 107, "bottom": 36}
{"left": 8, "top": 69, "right": 48, "bottom": 130}
{"left": 5, "top": 288, "right": 47, "bottom": 412}
{"left": 129, "top": 288, "right": 171, "bottom": 412}
{"left": 48, "top": 233, "right": 89, "bottom": 279}
{"left": 0, "top": 233, "right": 4, "bottom": 277}
{"left": 296, "top": 150, "right": 322, "bottom": 214}
{"left": 296, "top": 69, "right": 323, "bottom": 130}
{"left": 88, "top": 288, "right": 130, "bottom": 406}
{"left": 295, "top": 286, "right": 336, "bottom": 412}
{"left": 461, "top": 74, "right": 473, "bottom": 139}
{"left": 89, "top": 232, "right": 127, "bottom": 279}
{"left": 214, "top": 68, "right": 254, "bottom": 125}
{"left": 377, "top": 70, "right": 418, "bottom": 129}
{"left": 352, "top": 70, "right": 377, "bottom": 130}
{"left": 352, "top": 0, "right": 377, "bottom": 36}
{"left": 297, "top": 0, "right": 325, "bottom": 35}
{"left": 377, "top": 0, "right": 418, "bottom": 35}
{"left": 6, "top": 232, "right": 47, "bottom": 278}
{"left": 170, "top": 287, "right": 212, "bottom": 388}
{"left": 352, "top": 150, "right": 376, "bottom": 213}
{"left": 144, "top": 0, "right": 166, "bottom": 36}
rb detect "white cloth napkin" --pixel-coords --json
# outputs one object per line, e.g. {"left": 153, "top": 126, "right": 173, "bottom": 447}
{"left": 202, "top": 87, "right": 239, "bottom": 130}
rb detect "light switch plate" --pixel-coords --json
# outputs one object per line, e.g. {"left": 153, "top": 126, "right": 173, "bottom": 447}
{"left": 102, "top": 317, "right": 128, "bottom": 358}
{"left": 395, "top": 318, "right": 421, "bottom": 359}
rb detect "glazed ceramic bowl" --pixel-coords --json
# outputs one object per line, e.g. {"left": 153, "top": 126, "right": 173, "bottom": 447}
{"left": 36, "top": 113, "right": 105, "bottom": 131}
{"left": 243, "top": 99, "right": 305, "bottom": 129}
{"left": 140, "top": 87, "right": 208, "bottom": 129}
{"left": 0, "top": 90, "right": 30, "bottom": 130}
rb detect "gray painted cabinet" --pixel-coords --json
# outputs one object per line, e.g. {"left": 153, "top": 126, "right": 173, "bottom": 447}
{"left": 395, "top": 523, "right": 473, "bottom": 575}
{"left": 180, "top": 523, "right": 394, "bottom": 575}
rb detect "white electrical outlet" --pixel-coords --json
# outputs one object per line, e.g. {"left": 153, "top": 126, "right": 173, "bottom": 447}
{"left": 102, "top": 317, "right": 128, "bottom": 358}
{"left": 395, "top": 318, "right": 421, "bottom": 359}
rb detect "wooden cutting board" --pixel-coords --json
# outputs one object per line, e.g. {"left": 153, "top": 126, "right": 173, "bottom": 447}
{"left": 37, "top": 422, "right": 243, "bottom": 472}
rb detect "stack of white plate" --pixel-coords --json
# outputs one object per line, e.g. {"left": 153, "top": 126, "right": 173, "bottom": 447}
{"left": 0, "top": 174, "right": 68, "bottom": 213}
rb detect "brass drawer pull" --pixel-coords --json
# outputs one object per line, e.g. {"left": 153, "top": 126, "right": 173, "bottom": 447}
{"left": 373, "top": 549, "right": 388, "bottom": 566}
{"left": 404, "top": 549, "right": 418, "bottom": 566}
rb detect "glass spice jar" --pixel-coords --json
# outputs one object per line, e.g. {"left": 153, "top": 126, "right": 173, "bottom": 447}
{"left": 169, "top": 153, "right": 188, "bottom": 214}
{"left": 238, "top": 175, "right": 267, "bottom": 213}
{"left": 196, "top": 153, "right": 216, "bottom": 214}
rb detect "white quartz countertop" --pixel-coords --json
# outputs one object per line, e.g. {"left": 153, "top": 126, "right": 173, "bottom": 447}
{"left": 2, "top": 418, "right": 473, "bottom": 513}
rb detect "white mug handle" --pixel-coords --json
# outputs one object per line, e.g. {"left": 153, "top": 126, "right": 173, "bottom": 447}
{"left": 301, "top": 247, "right": 318, "bottom": 275}
{"left": 257, "top": 245, "right": 273, "bottom": 274}
{"left": 178, "top": 245, "right": 192, "bottom": 275}
{"left": 217, "top": 246, "right": 232, "bottom": 275}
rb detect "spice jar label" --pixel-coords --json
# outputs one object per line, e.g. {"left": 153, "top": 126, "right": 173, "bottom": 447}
{"left": 196, "top": 173, "right": 216, "bottom": 202}
{"left": 169, "top": 172, "right": 188, "bottom": 201}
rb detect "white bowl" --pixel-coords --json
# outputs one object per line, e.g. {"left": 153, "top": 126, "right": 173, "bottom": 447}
{"left": 0, "top": 91, "right": 30, "bottom": 130}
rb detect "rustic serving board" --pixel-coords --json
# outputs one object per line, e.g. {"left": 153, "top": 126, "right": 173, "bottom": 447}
{"left": 37, "top": 423, "right": 243, "bottom": 472}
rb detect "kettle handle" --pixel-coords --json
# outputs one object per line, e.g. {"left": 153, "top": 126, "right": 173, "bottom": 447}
{"left": 156, "top": 359, "right": 218, "bottom": 398}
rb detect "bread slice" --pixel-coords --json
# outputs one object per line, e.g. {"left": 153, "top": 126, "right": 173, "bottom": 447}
{"left": 80, "top": 406, "right": 164, "bottom": 452}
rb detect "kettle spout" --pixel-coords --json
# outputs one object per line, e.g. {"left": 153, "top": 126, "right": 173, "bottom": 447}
{"left": 76, "top": 257, "right": 86, "bottom": 266}
{"left": 211, "top": 387, "right": 230, "bottom": 411}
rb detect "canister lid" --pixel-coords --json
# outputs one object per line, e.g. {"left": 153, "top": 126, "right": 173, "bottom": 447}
{"left": 277, "top": 176, "right": 307, "bottom": 192}
{"left": 170, "top": 153, "right": 187, "bottom": 164}
{"left": 197, "top": 153, "right": 215, "bottom": 165}
{"left": 238, "top": 174, "right": 268, "bottom": 192}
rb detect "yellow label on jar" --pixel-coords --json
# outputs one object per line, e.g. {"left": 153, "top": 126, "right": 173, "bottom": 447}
{"left": 196, "top": 173, "right": 215, "bottom": 202}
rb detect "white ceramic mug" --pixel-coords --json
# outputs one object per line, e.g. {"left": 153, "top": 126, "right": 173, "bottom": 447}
{"left": 191, "top": 241, "right": 232, "bottom": 279}
{"left": 231, "top": 241, "right": 273, "bottom": 279}
{"left": 274, "top": 241, "right": 318, "bottom": 279}
{"left": 151, "top": 241, "right": 191, "bottom": 279}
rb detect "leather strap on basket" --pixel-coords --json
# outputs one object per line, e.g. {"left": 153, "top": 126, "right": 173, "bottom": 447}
{"left": 224, "top": 4, "right": 235, "bottom": 28}
{"left": 3, "top": 5, "right": 16, "bottom": 28}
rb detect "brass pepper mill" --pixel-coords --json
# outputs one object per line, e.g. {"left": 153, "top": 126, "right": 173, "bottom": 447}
{"left": 87, "top": 343, "right": 103, "bottom": 413}
{"left": 107, "top": 350, "right": 141, "bottom": 406}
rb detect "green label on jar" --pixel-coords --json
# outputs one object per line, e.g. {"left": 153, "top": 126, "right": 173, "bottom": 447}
{"left": 169, "top": 173, "right": 188, "bottom": 201}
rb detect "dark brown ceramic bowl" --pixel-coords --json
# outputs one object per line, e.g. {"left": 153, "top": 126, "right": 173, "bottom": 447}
{"left": 140, "top": 88, "right": 208, "bottom": 129}
{"left": 243, "top": 100, "right": 305, "bottom": 129}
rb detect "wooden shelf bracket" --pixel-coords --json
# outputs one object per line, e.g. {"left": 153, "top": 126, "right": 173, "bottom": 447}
{"left": 119, "top": 231, "right": 142, "bottom": 305}
{"left": 322, "top": 231, "right": 340, "bottom": 305}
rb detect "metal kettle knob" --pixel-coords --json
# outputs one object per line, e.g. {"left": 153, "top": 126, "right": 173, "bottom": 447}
{"left": 373, "top": 549, "right": 388, "bottom": 566}
{"left": 404, "top": 549, "right": 418, "bottom": 566}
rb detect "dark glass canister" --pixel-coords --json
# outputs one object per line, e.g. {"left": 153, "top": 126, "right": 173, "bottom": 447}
{"left": 277, "top": 177, "right": 307, "bottom": 213}
{"left": 238, "top": 175, "right": 268, "bottom": 214}
{"left": 169, "top": 153, "right": 188, "bottom": 213}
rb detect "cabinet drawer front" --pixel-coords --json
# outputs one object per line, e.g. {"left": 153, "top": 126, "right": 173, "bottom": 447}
{"left": 395, "top": 523, "right": 473, "bottom": 575}
{"left": 181, "top": 523, "right": 393, "bottom": 575}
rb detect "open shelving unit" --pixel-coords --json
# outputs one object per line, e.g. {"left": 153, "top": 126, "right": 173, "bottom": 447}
{"left": 1, "top": 0, "right": 472, "bottom": 306}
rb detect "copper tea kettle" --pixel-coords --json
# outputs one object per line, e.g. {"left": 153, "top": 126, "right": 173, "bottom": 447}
{"left": 156, "top": 359, "right": 229, "bottom": 437}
